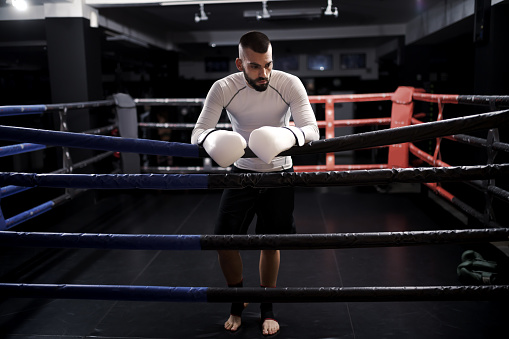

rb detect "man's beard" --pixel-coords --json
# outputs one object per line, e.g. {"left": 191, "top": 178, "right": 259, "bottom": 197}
{"left": 243, "top": 70, "right": 270, "bottom": 92}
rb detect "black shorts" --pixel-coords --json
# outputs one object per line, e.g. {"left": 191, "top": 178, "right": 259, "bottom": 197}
{"left": 214, "top": 166, "right": 296, "bottom": 235}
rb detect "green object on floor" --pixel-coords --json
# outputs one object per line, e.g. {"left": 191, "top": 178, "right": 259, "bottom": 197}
{"left": 457, "top": 250, "right": 498, "bottom": 284}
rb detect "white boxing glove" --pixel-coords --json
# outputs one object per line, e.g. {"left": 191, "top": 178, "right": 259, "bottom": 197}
{"left": 198, "top": 129, "right": 247, "bottom": 168}
{"left": 248, "top": 126, "right": 305, "bottom": 164}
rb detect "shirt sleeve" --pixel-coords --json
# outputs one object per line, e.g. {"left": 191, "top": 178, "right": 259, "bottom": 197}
{"left": 286, "top": 75, "right": 320, "bottom": 143}
{"left": 191, "top": 80, "right": 225, "bottom": 144}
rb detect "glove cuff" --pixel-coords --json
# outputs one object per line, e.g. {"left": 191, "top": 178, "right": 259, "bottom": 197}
{"left": 283, "top": 126, "right": 306, "bottom": 146}
{"left": 197, "top": 128, "right": 218, "bottom": 146}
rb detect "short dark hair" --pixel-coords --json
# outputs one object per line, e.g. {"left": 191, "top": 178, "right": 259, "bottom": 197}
{"left": 239, "top": 31, "right": 270, "bottom": 54}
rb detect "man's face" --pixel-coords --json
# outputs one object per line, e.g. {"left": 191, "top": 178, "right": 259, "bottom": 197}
{"left": 236, "top": 45, "right": 273, "bottom": 92}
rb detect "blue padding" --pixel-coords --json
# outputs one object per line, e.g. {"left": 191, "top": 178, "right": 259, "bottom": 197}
{"left": 0, "top": 125, "right": 200, "bottom": 158}
{"left": 0, "top": 143, "right": 46, "bottom": 157}
{"left": 5, "top": 200, "right": 54, "bottom": 229}
{"left": 0, "top": 173, "right": 210, "bottom": 190}
{"left": 0, "top": 283, "right": 208, "bottom": 302}
{"left": 1, "top": 185, "right": 32, "bottom": 198}
{"left": 0, "top": 231, "right": 203, "bottom": 250}
{"left": 0, "top": 105, "right": 46, "bottom": 116}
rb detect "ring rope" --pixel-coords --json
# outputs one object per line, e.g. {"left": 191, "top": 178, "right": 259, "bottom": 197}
{"left": 134, "top": 98, "right": 204, "bottom": 106}
{"left": 0, "top": 124, "right": 198, "bottom": 158}
{"left": 3, "top": 201, "right": 56, "bottom": 229}
{"left": 0, "top": 283, "right": 507, "bottom": 303}
{"left": 456, "top": 95, "right": 509, "bottom": 107}
{"left": 1, "top": 228, "right": 508, "bottom": 251}
{"left": 0, "top": 100, "right": 115, "bottom": 117}
{"left": 0, "top": 105, "right": 47, "bottom": 116}
{"left": 1, "top": 185, "right": 31, "bottom": 198}
{"left": 0, "top": 143, "right": 47, "bottom": 157}
{"left": 249, "top": 109, "right": 509, "bottom": 159}
{"left": 0, "top": 109, "right": 508, "bottom": 159}
{"left": 451, "top": 134, "right": 509, "bottom": 152}
{"left": 411, "top": 117, "right": 509, "bottom": 153}
{"left": 0, "top": 151, "right": 112, "bottom": 198}
{"left": 2, "top": 192, "right": 80, "bottom": 230}
{"left": 0, "top": 165, "right": 506, "bottom": 190}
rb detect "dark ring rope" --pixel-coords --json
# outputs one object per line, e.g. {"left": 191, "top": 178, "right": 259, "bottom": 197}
{"left": 237, "top": 109, "right": 509, "bottom": 158}
{"left": 0, "top": 164, "right": 507, "bottom": 190}
{"left": 457, "top": 95, "right": 509, "bottom": 108}
{"left": 1, "top": 228, "right": 508, "bottom": 251}
{"left": 0, "top": 283, "right": 507, "bottom": 303}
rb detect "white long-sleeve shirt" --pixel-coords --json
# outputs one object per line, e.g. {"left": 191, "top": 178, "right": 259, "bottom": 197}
{"left": 192, "top": 70, "right": 319, "bottom": 172}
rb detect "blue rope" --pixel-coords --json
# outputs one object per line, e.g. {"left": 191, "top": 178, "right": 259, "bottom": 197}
{"left": 0, "top": 143, "right": 47, "bottom": 157}
{"left": 0, "top": 125, "right": 199, "bottom": 158}
{"left": 4, "top": 201, "right": 55, "bottom": 230}
{"left": 0, "top": 105, "right": 46, "bottom": 116}
{"left": 1, "top": 185, "right": 32, "bottom": 198}
{"left": 0, "top": 283, "right": 208, "bottom": 302}
{"left": 0, "top": 173, "right": 209, "bottom": 190}
{"left": 0, "top": 231, "right": 203, "bottom": 250}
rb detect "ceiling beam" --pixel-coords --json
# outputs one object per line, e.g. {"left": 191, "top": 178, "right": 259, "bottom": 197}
{"left": 170, "top": 24, "right": 406, "bottom": 46}
{"left": 85, "top": 0, "right": 292, "bottom": 7}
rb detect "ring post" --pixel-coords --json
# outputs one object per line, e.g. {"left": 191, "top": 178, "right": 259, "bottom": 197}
{"left": 325, "top": 97, "right": 336, "bottom": 170}
{"left": 113, "top": 93, "right": 140, "bottom": 173}
{"left": 388, "top": 86, "right": 415, "bottom": 168}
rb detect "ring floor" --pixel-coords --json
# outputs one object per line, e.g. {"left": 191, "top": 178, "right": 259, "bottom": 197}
{"left": 1, "top": 185, "right": 508, "bottom": 338}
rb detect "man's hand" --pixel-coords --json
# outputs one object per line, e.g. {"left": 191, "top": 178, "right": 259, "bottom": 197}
{"left": 199, "top": 130, "right": 247, "bottom": 167}
{"left": 249, "top": 126, "right": 305, "bottom": 164}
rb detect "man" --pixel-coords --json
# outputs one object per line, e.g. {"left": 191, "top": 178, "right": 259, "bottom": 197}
{"left": 191, "top": 31, "right": 319, "bottom": 336}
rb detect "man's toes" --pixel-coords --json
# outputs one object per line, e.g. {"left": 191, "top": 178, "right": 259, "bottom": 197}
{"left": 262, "top": 319, "right": 279, "bottom": 335}
{"left": 225, "top": 315, "right": 241, "bottom": 332}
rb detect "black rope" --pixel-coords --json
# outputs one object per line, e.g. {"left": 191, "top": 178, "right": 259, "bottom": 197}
{"left": 1, "top": 228, "right": 508, "bottom": 251}
{"left": 1, "top": 165, "right": 507, "bottom": 191}
{"left": 200, "top": 109, "right": 509, "bottom": 159}
{"left": 200, "top": 228, "right": 509, "bottom": 250}
{"left": 206, "top": 285, "right": 509, "bottom": 303}
{"left": 0, "top": 283, "right": 506, "bottom": 303}
{"left": 208, "top": 164, "right": 509, "bottom": 189}
{"left": 457, "top": 95, "right": 509, "bottom": 108}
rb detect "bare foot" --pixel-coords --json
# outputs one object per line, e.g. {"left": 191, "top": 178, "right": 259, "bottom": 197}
{"left": 224, "top": 314, "right": 242, "bottom": 332}
{"left": 224, "top": 303, "right": 248, "bottom": 332}
{"left": 262, "top": 318, "right": 279, "bottom": 336}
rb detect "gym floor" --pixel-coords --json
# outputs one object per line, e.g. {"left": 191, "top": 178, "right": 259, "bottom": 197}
{"left": 1, "top": 185, "right": 507, "bottom": 338}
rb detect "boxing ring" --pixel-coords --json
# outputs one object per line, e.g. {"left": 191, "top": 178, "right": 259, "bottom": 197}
{"left": 1, "top": 87, "right": 509, "bottom": 337}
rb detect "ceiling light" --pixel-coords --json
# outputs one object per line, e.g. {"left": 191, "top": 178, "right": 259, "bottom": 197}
{"left": 161, "top": 0, "right": 273, "bottom": 5}
{"left": 244, "top": 7, "right": 322, "bottom": 21}
{"left": 324, "top": 0, "right": 338, "bottom": 17}
{"left": 90, "top": 11, "right": 99, "bottom": 28}
{"left": 256, "top": 1, "right": 270, "bottom": 20}
{"left": 11, "top": 0, "right": 28, "bottom": 11}
{"left": 195, "top": 3, "right": 208, "bottom": 22}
